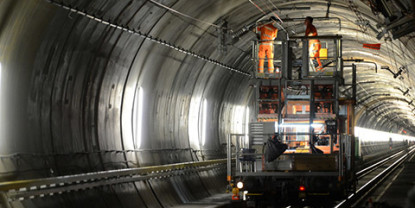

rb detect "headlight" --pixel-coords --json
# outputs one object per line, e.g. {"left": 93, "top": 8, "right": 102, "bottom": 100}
{"left": 237, "top": 181, "right": 244, "bottom": 189}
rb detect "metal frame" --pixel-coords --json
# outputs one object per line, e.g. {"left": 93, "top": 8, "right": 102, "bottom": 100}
{"left": 228, "top": 35, "right": 358, "bottom": 196}
{"left": 252, "top": 35, "right": 343, "bottom": 80}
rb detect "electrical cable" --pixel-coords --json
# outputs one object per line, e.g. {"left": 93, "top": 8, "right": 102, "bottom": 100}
{"left": 390, "top": 41, "right": 400, "bottom": 74}
{"left": 147, "top": 0, "right": 221, "bottom": 29}
{"left": 346, "top": 0, "right": 369, "bottom": 32}
{"left": 45, "top": 0, "right": 250, "bottom": 77}
{"left": 265, "top": 0, "right": 283, "bottom": 23}
{"left": 397, "top": 40, "right": 411, "bottom": 79}
{"left": 249, "top": 0, "right": 266, "bottom": 15}
{"left": 266, "top": 0, "right": 281, "bottom": 15}
{"left": 249, "top": 0, "right": 287, "bottom": 34}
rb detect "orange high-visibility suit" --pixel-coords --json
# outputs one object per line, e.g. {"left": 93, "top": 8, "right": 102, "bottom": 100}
{"left": 306, "top": 24, "right": 322, "bottom": 70}
{"left": 257, "top": 23, "right": 278, "bottom": 73}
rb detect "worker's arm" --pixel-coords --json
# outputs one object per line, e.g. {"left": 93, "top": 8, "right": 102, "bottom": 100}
{"left": 305, "top": 26, "right": 310, "bottom": 36}
{"left": 255, "top": 26, "right": 261, "bottom": 40}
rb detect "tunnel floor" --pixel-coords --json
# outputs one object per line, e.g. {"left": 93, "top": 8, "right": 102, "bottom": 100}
{"left": 171, "top": 193, "right": 232, "bottom": 208}
{"left": 366, "top": 153, "right": 415, "bottom": 207}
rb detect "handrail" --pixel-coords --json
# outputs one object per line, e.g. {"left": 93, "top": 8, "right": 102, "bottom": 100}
{"left": 290, "top": 35, "right": 343, "bottom": 40}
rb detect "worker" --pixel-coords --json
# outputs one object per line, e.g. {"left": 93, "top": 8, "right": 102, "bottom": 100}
{"left": 231, "top": 186, "right": 240, "bottom": 200}
{"left": 257, "top": 16, "right": 279, "bottom": 74}
{"left": 304, "top": 16, "right": 322, "bottom": 71}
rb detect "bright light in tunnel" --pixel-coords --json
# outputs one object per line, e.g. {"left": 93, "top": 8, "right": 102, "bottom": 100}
{"left": 355, "top": 126, "right": 415, "bottom": 142}
{"left": 0, "top": 62, "right": 1, "bottom": 128}
{"left": 278, "top": 123, "right": 324, "bottom": 128}
{"left": 202, "top": 99, "right": 208, "bottom": 146}
{"left": 133, "top": 87, "right": 144, "bottom": 148}
{"left": 273, "top": 123, "right": 324, "bottom": 133}
{"left": 233, "top": 105, "right": 245, "bottom": 134}
{"left": 355, "top": 127, "right": 390, "bottom": 142}
{"left": 0, "top": 62, "right": 2, "bottom": 97}
{"left": 188, "top": 96, "right": 202, "bottom": 149}
{"left": 245, "top": 107, "right": 249, "bottom": 139}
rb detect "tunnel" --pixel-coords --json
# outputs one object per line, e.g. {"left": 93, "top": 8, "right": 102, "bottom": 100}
{"left": 0, "top": 0, "right": 415, "bottom": 207}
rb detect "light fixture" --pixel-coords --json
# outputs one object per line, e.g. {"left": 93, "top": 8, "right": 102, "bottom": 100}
{"left": 237, "top": 181, "right": 244, "bottom": 189}
{"left": 202, "top": 99, "right": 208, "bottom": 146}
{"left": 135, "top": 87, "right": 144, "bottom": 148}
{"left": 245, "top": 107, "right": 250, "bottom": 139}
{"left": 299, "top": 185, "right": 306, "bottom": 191}
{"left": 279, "top": 123, "right": 324, "bottom": 128}
{"left": 188, "top": 97, "right": 202, "bottom": 149}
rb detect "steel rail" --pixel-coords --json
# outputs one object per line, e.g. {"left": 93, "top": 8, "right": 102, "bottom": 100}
{"left": 0, "top": 159, "right": 226, "bottom": 202}
{"left": 356, "top": 149, "right": 405, "bottom": 179}
{"left": 334, "top": 146, "right": 415, "bottom": 208}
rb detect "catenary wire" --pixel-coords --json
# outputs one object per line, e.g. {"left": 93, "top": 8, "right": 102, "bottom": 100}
{"left": 147, "top": 0, "right": 221, "bottom": 29}
{"left": 44, "top": 0, "right": 250, "bottom": 76}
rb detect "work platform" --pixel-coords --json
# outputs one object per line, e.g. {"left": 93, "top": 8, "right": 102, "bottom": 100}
{"left": 252, "top": 35, "right": 344, "bottom": 80}
{"left": 227, "top": 35, "right": 358, "bottom": 203}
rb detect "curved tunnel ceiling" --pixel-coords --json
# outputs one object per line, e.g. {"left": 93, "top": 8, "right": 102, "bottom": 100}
{"left": 0, "top": 0, "right": 415, "bottom": 181}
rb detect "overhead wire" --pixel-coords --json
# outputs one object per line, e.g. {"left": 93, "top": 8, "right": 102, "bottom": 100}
{"left": 385, "top": 39, "right": 396, "bottom": 73}
{"left": 248, "top": 0, "right": 288, "bottom": 34}
{"left": 265, "top": 0, "right": 283, "bottom": 23}
{"left": 397, "top": 40, "right": 413, "bottom": 80}
{"left": 249, "top": 0, "right": 267, "bottom": 15}
{"left": 45, "top": 0, "right": 250, "bottom": 77}
{"left": 383, "top": 39, "right": 415, "bottom": 125}
{"left": 390, "top": 41, "right": 400, "bottom": 73}
{"left": 356, "top": 72, "right": 413, "bottom": 125}
{"left": 147, "top": 0, "right": 221, "bottom": 29}
{"left": 258, "top": 0, "right": 281, "bottom": 21}
{"left": 266, "top": 0, "right": 281, "bottom": 14}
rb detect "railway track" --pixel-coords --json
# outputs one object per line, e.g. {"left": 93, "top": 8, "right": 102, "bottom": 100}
{"left": 280, "top": 146, "right": 415, "bottom": 208}
{"left": 334, "top": 145, "right": 415, "bottom": 208}
{"left": 0, "top": 159, "right": 226, "bottom": 207}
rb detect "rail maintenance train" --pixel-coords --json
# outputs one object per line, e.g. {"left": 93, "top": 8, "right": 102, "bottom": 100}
{"left": 226, "top": 34, "right": 413, "bottom": 206}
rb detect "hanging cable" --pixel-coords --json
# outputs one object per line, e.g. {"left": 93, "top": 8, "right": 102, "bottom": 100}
{"left": 265, "top": 0, "right": 283, "bottom": 23}
{"left": 248, "top": 0, "right": 287, "bottom": 34}
{"left": 249, "top": 0, "right": 266, "bottom": 14}
{"left": 386, "top": 39, "right": 401, "bottom": 77}
{"left": 266, "top": 0, "right": 281, "bottom": 14}
{"left": 45, "top": 0, "right": 250, "bottom": 77}
{"left": 258, "top": 0, "right": 282, "bottom": 23}
{"left": 390, "top": 43, "right": 402, "bottom": 80}
{"left": 147, "top": 0, "right": 221, "bottom": 29}
{"left": 346, "top": 0, "right": 369, "bottom": 32}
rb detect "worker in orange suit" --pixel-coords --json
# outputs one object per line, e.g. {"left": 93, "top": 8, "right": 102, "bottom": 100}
{"left": 304, "top": 16, "right": 322, "bottom": 71}
{"left": 257, "top": 16, "right": 279, "bottom": 74}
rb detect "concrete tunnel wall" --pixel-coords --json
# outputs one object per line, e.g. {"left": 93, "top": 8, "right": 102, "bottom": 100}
{"left": 0, "top": 0, "right": 253, "bottom": 207}
{"left": 1, "top": 0, "right": 251, "bottom": 173}
{"left": 0, "top": 0, "right": 415, "bottom": 207}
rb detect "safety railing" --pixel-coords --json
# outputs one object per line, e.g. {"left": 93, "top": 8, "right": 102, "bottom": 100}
{"left": 251, "top": 35, "right": 343, "bottom": 79}
{"left": 252, "top": 40, "right": 284, "bottom": 79}
{"left": 295, "top": 35, "right": 343, "bottom": 78}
